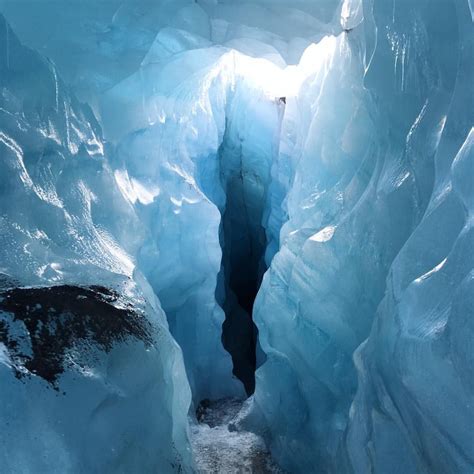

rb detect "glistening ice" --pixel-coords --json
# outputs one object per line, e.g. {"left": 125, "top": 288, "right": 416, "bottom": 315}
{"left": 0, "top": 1, "right": 472, "bottom": 473}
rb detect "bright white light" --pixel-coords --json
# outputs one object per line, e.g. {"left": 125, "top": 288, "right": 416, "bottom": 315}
{"left": 231, "top": 35, "right": 337, "bottom": 99}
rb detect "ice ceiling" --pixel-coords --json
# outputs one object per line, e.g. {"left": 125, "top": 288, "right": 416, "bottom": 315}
{"left": 0, "top": 0, "right": 473, "bottom": 473}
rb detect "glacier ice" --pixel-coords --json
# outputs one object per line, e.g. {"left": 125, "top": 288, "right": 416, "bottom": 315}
{"left": 0, "top": 16, "right": 193, "bottom": 473}
{"left": 103, "top": 46, "right": 291, "bottom": 399}
{"left": 247, "top": 1, "right": 474, "bottom": 473}
{"left": 0, "top": 0, "right": 473, "bottom": 473}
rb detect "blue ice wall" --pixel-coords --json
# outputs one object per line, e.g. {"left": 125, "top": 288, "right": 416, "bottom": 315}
{"left": 249, "top": 0, "right": 474, "bottom": 472}
{"left": 0, "top": 1, "right": 472, "bottom": 473}
{"left": 0, "top": 16, "right": 194, "bottom": 473}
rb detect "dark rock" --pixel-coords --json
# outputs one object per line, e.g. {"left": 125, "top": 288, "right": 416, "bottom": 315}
{"left": 0, "top": 285, "right": 153, "bottom": 389}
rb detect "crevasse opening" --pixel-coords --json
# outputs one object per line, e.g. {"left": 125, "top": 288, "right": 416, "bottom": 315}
{"left": 216, "top": 113, "right": 274, "bottom": 395}
{"left": 218, "top": 142, "right": 265, "bottom": 395}
{"left": 0, "top": 0, "right": 473, "bottom": 473}
{"left": 195, "top": 56, "right": 288, "bottom": 396}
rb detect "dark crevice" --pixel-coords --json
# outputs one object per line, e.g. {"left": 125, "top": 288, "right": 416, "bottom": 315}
{"left": 217, "top": 140, "right": 270, "bottom": 396}
{"left": 207, "top": 97, "right": 283, "bottom": 397}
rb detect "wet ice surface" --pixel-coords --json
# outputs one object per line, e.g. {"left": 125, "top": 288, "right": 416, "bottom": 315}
{"left": 191, "top": 398, "right": 284, "bottom": 473}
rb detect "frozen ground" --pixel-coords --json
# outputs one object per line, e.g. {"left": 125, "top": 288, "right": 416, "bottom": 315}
{"left": 191, "top": 398, "right": 284, "bottom": 474}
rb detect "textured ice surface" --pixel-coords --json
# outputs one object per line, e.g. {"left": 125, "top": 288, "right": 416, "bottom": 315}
{"left": 248, "top": 0, "right": 474, "bottom": 473}
{"left": 345, "top": 130, "right": 474, "bottom": 474}
{"left": 0, "top": 17, "right": 193, "bottom": 473}
{"left": 0, "top": 0, "right": 473, "bottom": 473}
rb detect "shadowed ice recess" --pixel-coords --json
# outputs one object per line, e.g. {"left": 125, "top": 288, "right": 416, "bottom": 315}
{"left": 0, "top": 0, "right": 472, "bottom": 473}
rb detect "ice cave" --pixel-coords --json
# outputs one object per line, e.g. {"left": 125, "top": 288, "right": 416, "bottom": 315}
{"left": 0, "top": 0, "right": 473, "bottom": 472}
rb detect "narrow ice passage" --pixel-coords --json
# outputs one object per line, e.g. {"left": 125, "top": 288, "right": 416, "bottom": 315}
{"left": 218, "top": 151, "right": 266, "bottom": 395}
{"left": 99, "top": 48, "right": 294, "bottom": 406}
{"left": 0, "top": 1, "right": 473, "bottom": 473}
{"left": 216, "top": 91, "right": 283, "bottom": 395}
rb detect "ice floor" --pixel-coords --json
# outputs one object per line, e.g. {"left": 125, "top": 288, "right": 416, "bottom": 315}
{"left": 191, "top": 398, "right": 284, "bottom": 474}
